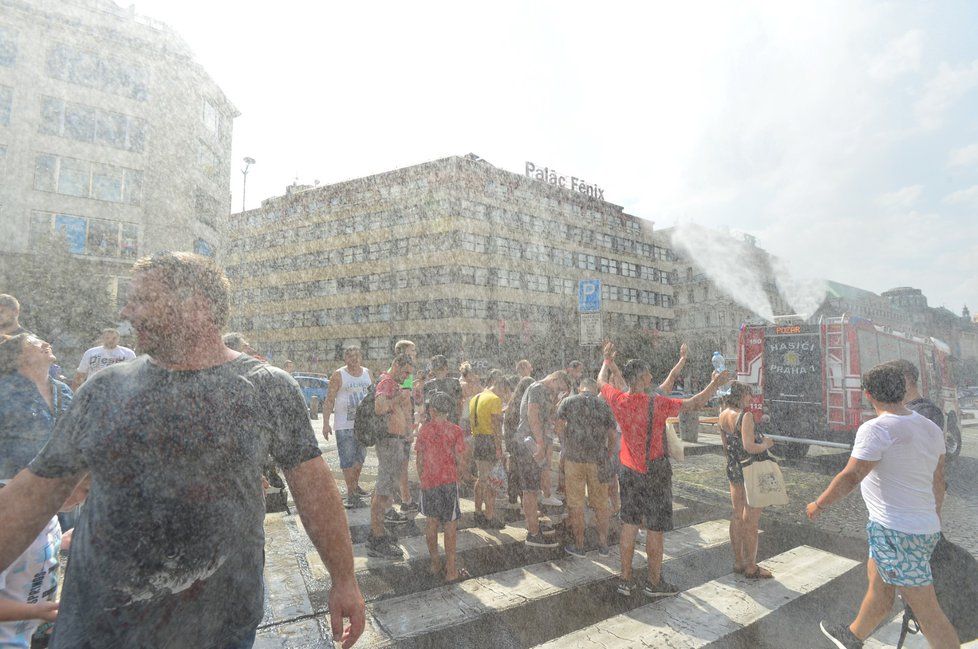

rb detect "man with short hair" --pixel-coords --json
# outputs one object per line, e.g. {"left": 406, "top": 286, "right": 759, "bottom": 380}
{"left": 514, "top": 370, "right": 575, "bottom": 548}
{"left": 368, "top": 353, "right": 415, "bottom": 559}
{"left": 0, "top": 251, "right": 365, "bottom": 649}
{"left": 0, "top": 295, "right": 30, "bottom": 337}
{"left": 598, "top": 341, "right": 728, "bottom": 598}
{"left": 809, "top": 363, "right": 957, "bottom": 649}
{"left": 423, "top": 355, "right": 463, "bottom": 424}
{"left": 283, "top": 359, "right": 295, "bottom": 374}
{"left": 470, "top": 369, "right": 507, "bottom": 529}
{"left": 886, "top": 359, "right": 945, "bottom": 430}
{"left": 555, "top": 377, "right": 618, "bottom": 556}
{"left": 72, "top": 328, "right": 135, "bottom": 389}
{"left": 322, "top": 347, "right": 372, "bottom": 508}
{"left": 565, "top": 360, "right": 585, "bottom": 388}
{"left": 515, "top": 359, "right": 533, "bottom": 379}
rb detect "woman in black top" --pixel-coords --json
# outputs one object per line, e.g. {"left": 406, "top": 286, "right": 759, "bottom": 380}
{"left": 719, "top": 382, "right": 775, "bottom": 579}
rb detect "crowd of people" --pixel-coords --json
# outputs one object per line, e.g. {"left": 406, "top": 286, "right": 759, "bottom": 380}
{"left": 0, "top": 249, "right": 961, "bottom": 649}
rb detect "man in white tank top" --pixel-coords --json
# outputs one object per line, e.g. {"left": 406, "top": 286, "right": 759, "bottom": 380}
{"left": 322, "top": 346, "right": 373, "bottom": 509}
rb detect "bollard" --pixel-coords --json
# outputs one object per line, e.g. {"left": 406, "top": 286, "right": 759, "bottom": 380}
{"left": 679, "top": 410, "right": 699, "bottom": 443}
{"left": 309, "top": 395, "right": 319, "bottom": 420}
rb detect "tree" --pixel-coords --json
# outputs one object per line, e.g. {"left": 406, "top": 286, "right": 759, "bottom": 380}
{"left": 0, "top": 233, "right": 118, "bottom": 361}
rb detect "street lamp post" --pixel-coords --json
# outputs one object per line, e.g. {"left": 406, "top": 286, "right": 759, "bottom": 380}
{"left": 241, "top": 157, "right": 256, "bottom": 211}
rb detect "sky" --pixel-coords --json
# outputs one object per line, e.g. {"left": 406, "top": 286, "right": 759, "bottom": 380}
{"left": 136, "top": 0, "right": 978, "bottom": 312}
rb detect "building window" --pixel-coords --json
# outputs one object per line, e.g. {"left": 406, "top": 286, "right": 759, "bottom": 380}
{"left": 34, "top": 154, "right": 142, "bottom": 205}
{"left": 0, "top": 26, "right": 16, "bottom": 67}
{"left": 197, "top": 140, "right": 222, "bottom": 182}
{"left": 31, "top": 211, "right": 139, "bottom": 258}
{"left": 0, "top": 85, "right": 11, "bottom": 126}
{"left": 39, "top": 97, "right": 147, "bottom": 152}
{"left": 194, "top": 188, "right": 220, "bottom": 228}
{"left": 45, "top": 43, "right": 148, "bottom": 101}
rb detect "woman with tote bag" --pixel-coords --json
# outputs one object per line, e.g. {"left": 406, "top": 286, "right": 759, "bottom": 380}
{"left": 718, "top": 381, "right": 784, "bottom": 579}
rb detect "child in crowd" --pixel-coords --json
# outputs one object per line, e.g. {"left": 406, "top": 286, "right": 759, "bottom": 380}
{"left": 416, "top": 392, "right": 468, "bottom": 583}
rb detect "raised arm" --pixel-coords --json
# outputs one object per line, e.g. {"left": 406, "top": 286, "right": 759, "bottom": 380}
{"left": 0, "top": 469, "right": 82, "bottom": 572}
{"left": 321, "top": 370, "right": 343, "bottom": 438}
{"left": 658, "top": 343, "right": 688, "bottom": 393}
{"left": 285, "top": 456, "right": 365, "bottom": 648}
{"left": 680, "top": 370, "right": 731, "bottom": 412}
{"left": 597, "top": 342, "right": 626, "bottom": 391}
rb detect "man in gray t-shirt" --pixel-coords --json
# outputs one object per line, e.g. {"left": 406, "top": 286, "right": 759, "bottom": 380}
{"left": 0, "top": 252, "right": 365, "bottom": 649}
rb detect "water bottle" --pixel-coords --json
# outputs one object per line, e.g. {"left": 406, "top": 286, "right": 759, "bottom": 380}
{"left": 712, "top": 352, "right": 730, "bottom": 396}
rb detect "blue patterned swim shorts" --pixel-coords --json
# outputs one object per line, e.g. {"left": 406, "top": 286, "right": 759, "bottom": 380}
{"left": 866, "top": 520, "right": 940, "bottom": 587}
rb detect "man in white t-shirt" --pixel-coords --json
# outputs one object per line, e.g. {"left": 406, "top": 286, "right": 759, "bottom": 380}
{"left": 72, "top": 328, "right": 135, "bottom": 389}
{"left": 321, "top": 347, "right": 373, "bottom": 509}
{"left": 807, "top": 363, "right": 958, "bottom": 649}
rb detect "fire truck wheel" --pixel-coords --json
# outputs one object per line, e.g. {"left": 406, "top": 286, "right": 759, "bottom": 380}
{"left": 772, "top": 442, "right": 809, "bottom": 460}
{"left": 944, "top": 417, "right": 962, "bottom": 460}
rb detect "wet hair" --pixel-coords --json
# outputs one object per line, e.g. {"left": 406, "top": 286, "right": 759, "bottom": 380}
{"left": 862, "top": 363, "right": 906, "bottom": 404}
{"left": 516, "top": 359, "right": 532, "bottom": 372}
{"left": 394, "top": 339, "right": 415, "bottom": 355}
{"left": 391, "top": 353, "right": 413, "bottom": 369}
{"left": 722, "top": 381, "right": 752, "bottom": 409}
{"left": 430, "top": 354, "right": 448, "bottom": 370}
{"left": 579, "top": 377, "right": 599, "bottom": 392}
{"left": 567, "top": 360, "right": 584, "bottom": 371}
{"left": 459, "top": 361, "right": 477, "bottom": 378}
{"left": 486, "top": 368, "right": 504, "bottom": 386}
{"left": 506, "top": 376, "right": 535, "bottom": 432}
{"left": 0, "top": 294, "right": 19, "bottom": 310}
{"left": 132, "top": 251, "right": 231, "bottom": 327}
{"left": 0, "top": 333, "right": 29, "bottom": 375}
{"left": 223, "top": 332, "right": 249, "bottom": 352}
{"left": 429, "top": 391, "right": 455, "bottom": 415}
{"left": 885, "top": 359, "right": 919, "bottom": 386}
{"left": 621, "top": 359, "right": 649, "bottom": 385}
{"left": 545, "top": 370, "right": 573, "bottom": 393}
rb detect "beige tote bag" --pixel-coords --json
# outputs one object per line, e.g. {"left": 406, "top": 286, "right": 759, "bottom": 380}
{"left": 742, "top": 458, "right": 789, "bottom": 508}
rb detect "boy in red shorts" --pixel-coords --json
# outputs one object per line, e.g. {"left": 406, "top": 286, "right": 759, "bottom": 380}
{"left": 416, "top": 392, "right": 468, "bottom": 582}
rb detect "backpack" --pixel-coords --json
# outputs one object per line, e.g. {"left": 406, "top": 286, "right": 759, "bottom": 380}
{"left": 353, "top": 384, "right": 387, "bottom": 448}
{"left": 896, "top": 533, "right": 978, "bottom": 647}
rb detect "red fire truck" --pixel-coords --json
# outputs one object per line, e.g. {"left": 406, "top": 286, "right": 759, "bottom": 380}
{"left": 736, "top": 315, "right": 963, "bottom": 459}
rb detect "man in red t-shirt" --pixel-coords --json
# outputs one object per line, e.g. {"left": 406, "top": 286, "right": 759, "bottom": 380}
{"left": 597, "top": 342, "right": 729, "bottom": 598}
{"left": 415, "top": 392, "right": 468, "bottom": 582}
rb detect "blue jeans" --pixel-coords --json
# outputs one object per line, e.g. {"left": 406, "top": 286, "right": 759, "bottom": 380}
{"left": 336, "top": 428, "right": 367, "bottom": 470}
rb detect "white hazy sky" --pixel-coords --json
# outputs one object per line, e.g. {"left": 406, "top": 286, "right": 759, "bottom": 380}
{"left": 136, "top": 0, "right": 978, "bottom": 312}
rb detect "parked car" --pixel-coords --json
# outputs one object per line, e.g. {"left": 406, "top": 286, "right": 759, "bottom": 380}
{"left": 292, "top": 373, "right": 329, "bottom": 410}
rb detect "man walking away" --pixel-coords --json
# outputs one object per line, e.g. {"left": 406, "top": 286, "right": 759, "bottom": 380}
{"left": 423, "top": 355, "right": 463, "bottom": 425}
{"left": 0, "top": 251, "right": 364, "bottom": 649}
{"left": 72, "top": 328, "right": 135, "bottom": 389}
{"left": 516, "top": 359, "right": 533, "bottom": 379}
{"left": 886, "top": 359, "right": 945, "bottom": 430}
{"left": 323, "top": 346, "right": 373, "bottom": 508}
{"left": 368, "top": 353, "right": 415, "bottom": 559}
{"left": 598, "top": 342, "right": 728, "bottom": 598}
{"left": 555, "top": 377, "right": 617, "bottom": 557}
{"left": 470, "top": 369, "right": 507, "bottom": 529}
{"left": 809, "top": 363, "right": 957, "bottom": 649}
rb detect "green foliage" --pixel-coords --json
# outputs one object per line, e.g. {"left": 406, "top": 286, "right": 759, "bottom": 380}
{"left": 0, "top": 233, "right": 118, "bottom": 354}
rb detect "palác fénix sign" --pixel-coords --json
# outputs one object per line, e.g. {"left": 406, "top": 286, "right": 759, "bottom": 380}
{"left": 525, "top": 161, "right": 604, "bottom": 200}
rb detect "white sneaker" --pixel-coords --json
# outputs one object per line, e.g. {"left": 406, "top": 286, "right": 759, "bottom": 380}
{"left": 540, "top": 496, "right": 563, "bottom": 507}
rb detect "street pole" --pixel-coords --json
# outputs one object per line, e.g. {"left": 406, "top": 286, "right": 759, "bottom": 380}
{"left": 241, "top": 157, "right": 255, "bottom": 211}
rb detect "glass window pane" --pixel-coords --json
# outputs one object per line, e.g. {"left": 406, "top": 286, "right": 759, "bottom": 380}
{"left": 121, "top": 223, "right": 139, "bottom": 259}
{"left": 92, "top": 163, "right": 124, "bottom": 202}
{"left": 54, "top": 214, "right": 87, "bottom": 254}
{"left": 95, "top": 111, "right": 127, "bottom": 148}
{"left": 67, "top": 48, "right": 98, "bottom": 86}
{"left": 39, "top": 96, "right": 64, "bottom": 135}
{"left": 0, "top": 85, "right": 11, "bottom": 126}
{"left": 34, "top": 154, "right": 57, "bottom": 192}
{"left": 87, "top": 219, "right": 119, "bottom": 256}
{"left": 127, "top": 117, "right": 147, "bottom": 152}
{"left": 57, "top": 157, "right": 91, "bottom": 197}
{"left": 29, "top": 212, "right": 52, "bottom": 249}
{"left": 124, "top": 169, "right": 142, "bottom": 205}
{"left": 64, "top": 103, "right": 95, "bottom": 141}
{"left": 0, "top": 26, "right": 16, "bottom": 66}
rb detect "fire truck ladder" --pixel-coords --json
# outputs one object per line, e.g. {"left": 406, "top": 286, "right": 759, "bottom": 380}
{"left": 823, "top": 315, "right": 848, "bottom": 428}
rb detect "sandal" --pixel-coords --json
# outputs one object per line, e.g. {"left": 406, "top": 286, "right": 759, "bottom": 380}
{"left": 733, "top": 565, "right": 746, "bottom": 574}
{"left": 744, "top": 566, "right": 774, "bottom": 579}
{"left": 445, "top": 568, "right": 471, "bottom": 584}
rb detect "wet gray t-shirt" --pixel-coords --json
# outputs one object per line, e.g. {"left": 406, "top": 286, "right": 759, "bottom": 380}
{"left": 29, "top": 354, "right": 321, "bottom": 649}
{"left": 517, "top": 381, "right": 555, "bottom": 441}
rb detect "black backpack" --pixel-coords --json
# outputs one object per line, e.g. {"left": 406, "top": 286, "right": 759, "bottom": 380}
{"left": 353, "top": 384, "right": 387, "bottom": 448}
{"left": 897, "top": 533, "right": 978, "bottom": 647}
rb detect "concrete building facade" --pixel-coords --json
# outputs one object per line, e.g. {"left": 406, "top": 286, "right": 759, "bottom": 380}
{"left": 223, "top": 154, "right": 678, "bottom": 373}
{"left": 0, "top": 0, "right": 237, "bottom": 306}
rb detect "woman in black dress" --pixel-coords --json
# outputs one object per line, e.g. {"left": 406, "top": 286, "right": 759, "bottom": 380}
{"left": 718, "top": 381, "right": 775, "bottom": 579}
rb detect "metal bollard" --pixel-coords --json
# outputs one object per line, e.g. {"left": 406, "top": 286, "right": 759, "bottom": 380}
{"left": 309, "top": 395, "right": 319, "bottom": 420}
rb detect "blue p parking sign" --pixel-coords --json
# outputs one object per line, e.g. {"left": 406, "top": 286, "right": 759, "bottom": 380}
{"left": 578, "top": 279, "right": 601, "bottom": 313}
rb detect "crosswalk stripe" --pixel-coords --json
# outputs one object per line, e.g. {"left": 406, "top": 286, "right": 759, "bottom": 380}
{"left": 367, "top": 518, "right": 732, "bottom": 643}
{"left": 533, "top": 545, "right": 860, "bottom": 648}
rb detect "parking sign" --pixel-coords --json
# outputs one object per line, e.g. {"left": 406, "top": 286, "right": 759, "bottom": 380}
{"left": 578, "top": 279, "right": 601, "bottom": 313}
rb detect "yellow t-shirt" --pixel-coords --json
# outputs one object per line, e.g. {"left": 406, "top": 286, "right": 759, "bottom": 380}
{"left": 469, "top": 390, "right": 502, "bottom": 436}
